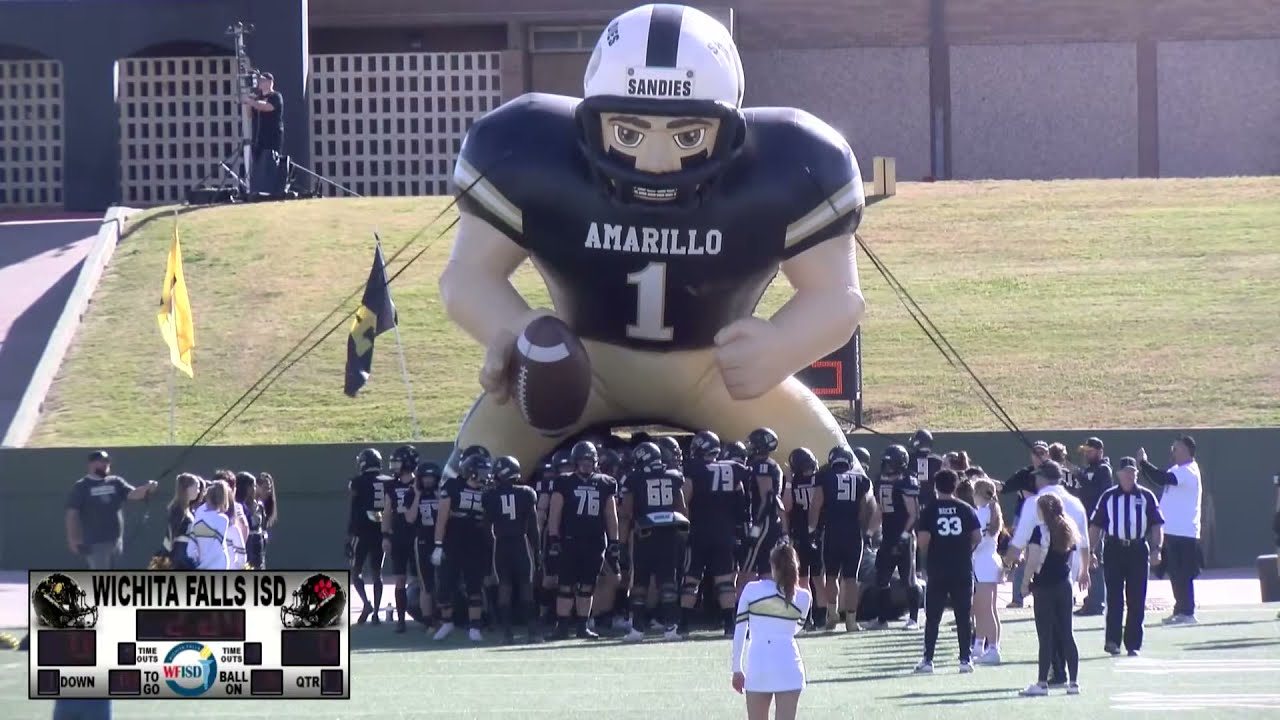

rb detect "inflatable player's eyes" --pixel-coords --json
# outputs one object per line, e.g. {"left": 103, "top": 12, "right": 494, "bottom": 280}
{"left": 614, "top": 125, "right": 643, "bottom": 148}
{"left": 674, "top": 128, "right": 705, "bottom": 150}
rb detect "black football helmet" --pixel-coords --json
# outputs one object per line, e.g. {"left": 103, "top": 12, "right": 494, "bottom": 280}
{"left": 32, "top": 574, "right": 97, "bottom": 629}
{"left": 356, "top": 448, "right": 382, "bottom": 472}
{"left": 881, "top": 444, "right": 910, "bottom": 475}
{"left": 690, "top": 430, "right": 721, "bottom": 461}
{"left": 389, "top": 445, "right": 420, "bottom": 475}
{"left": 747, "top": 428, "right": 779, "bottom": 458}
{"left": 599, "top": 448, "right": 622, "bottom": 478}
{"left": 828, "top": 446, "right": 855, "bottom": 472}
{"left": 493, "top": 456, "right": 521, "bottom": 484}
{"left": 632, "top": 442, "right": 665, "bottom": 472}
{"left": 722, "top": 441, "right": 748, "bottom": 463}
{"left": 460, "top": 453, "right": 494, "bottom": 485}
{"left": 415, "top": 460, "right": 442, "bottom": 481}
{"left": 280, "top": 573, "right": 346, "bottom": 629}
{"left": 789, "top": 448, "right": 818, "bottom": 478}
{"left": 656, "top": 436, "right": 682, "bottom": 469}
{"left": 853, "top": 446, "right": 872, "bottom": 468}
{"left": 571, "top": 441, "right": 598, "bottom": 474}
{"left": 909, "top": 429, "right": 934, "bottom": 452}
{"left": 553, "top": 450, "right": 573, "bottom": 476}
{"left": 460, "top": 445, "right": 491, "bottom": 463}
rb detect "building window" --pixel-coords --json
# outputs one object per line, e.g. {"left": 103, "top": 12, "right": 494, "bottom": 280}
{"left": 530, "top": 26, "right": 603, "bottom": 53}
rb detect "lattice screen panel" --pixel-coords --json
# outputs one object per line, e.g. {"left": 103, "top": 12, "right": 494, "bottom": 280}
{"left": 310, "top": 52, "right": 502, "bottom": 197}
{"left": 0, "top": 60, "right": 63, "bottom": 208}
{"left": 117, "top": 56, "right": 239, "bottom": 205}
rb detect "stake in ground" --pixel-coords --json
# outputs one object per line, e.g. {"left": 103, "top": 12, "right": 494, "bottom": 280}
{"left": 33, "top": 177, "right": 1280, "bottom": 446}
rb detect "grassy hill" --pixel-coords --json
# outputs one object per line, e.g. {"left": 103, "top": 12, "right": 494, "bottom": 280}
{"left": 30, "top": 177, "right": 1280, "bottom": 446}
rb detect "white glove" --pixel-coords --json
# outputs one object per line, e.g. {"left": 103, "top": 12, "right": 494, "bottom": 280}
{"left": 748, "top": 525, "right": 762, "bottom": 539}
{"left": 430, "top": 546, "right": 444, "bottom": 567}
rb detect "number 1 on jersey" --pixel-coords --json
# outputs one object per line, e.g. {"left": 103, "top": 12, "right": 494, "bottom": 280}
{"left": 626, "top": 262, "right": 673, "bottom": 342}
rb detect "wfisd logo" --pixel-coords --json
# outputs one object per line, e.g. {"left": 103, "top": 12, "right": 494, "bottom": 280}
{"left": 163, "top": 642, "right": 218, "bottom": 697}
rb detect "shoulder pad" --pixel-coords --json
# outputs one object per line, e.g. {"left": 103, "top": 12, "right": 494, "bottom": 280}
{"left": 452, "top": 93, "right": 581, "bottom": 244}
{"left": 742, "top": 107, "right": 864, "bottom": 259}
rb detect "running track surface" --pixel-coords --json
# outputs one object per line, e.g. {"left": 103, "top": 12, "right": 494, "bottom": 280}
{"left": 0, "top": 215, "right": 104, "bottom": 443}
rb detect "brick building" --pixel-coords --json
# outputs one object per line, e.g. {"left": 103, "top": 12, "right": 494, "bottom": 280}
{"left": 1, "top": 0, "right": 1277, "bottom": 210}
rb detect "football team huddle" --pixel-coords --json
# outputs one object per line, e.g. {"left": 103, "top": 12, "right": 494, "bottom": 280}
{"left": 345, "top": 427, "right": 958, "bottom": 647}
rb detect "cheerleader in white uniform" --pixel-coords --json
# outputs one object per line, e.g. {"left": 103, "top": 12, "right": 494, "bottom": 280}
{"left": 971, "top": 478, "right": 1005, "bottom": 664}
{"left": 186, "top": 482, "right": 233, "bottom": 570}
{"left": 731, "top": 544, "right": 812, "bottom": 720}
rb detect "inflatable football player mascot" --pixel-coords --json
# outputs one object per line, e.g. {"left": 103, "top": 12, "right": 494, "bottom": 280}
{"left": 439, "top": 4, "right": 865, "bottom": 479}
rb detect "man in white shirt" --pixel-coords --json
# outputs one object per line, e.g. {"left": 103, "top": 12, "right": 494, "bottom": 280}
{"left": 1002, "top": 460, "right": 1091, "bottom": 586}
{"left": 1137, "top": 435, "right": 1202, "bottom": 624}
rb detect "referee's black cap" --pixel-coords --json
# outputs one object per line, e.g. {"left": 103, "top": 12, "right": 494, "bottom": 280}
{"left": 1116, "top": 456, "right": 1138, "bottom": 472}
{"left": 88, "top": 450, "right": 110, "bottom": 462}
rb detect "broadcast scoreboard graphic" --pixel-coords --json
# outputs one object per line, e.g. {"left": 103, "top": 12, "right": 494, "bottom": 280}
{"left": 28, "top": 570, "right": 351, "bottom": 700}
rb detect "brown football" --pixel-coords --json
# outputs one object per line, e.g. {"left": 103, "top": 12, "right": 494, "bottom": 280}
{"left": 507, "top": 315, "right": 592, "bottom": 436}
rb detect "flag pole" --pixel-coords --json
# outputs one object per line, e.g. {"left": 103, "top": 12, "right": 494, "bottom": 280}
{"left": 377, "top": 238, "right": 421, "bottom": 441}
{"left": 168, "top": 366, "right": 177, "bottom": 444}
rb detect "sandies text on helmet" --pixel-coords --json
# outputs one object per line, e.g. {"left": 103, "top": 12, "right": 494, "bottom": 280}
{"left": 627, "top": 77, "right": 693, "bottom": 97}
{"left": 585, "top": 222, "right": 722, "bottom": 256}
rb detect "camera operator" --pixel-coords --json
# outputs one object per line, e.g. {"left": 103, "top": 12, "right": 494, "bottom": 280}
{"left": 65, "top": 451, "right": 158, "bottom": 569}
{"left": 241, "top": 71, "right": 283, "bottom": 195}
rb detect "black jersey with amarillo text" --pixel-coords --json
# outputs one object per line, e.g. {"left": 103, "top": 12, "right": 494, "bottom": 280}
{"left": 453, "top": 93, "right": 864, "bottom": 350}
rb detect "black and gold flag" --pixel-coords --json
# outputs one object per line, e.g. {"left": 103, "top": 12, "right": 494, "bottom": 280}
{"left": 343, "top": 243, "right": 397, "bottom": 397}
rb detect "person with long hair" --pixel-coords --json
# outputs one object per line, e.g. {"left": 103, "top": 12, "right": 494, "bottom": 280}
{"left": 1021, "top": 493, "right": 1083, "bottom": 696}
{"left": 149, "top": 474, "right": 202, "bottom": 570}
{"left": 187, "top": 481, "right": 233, "bottom": 570}
{"left": 235, "top": 473, "right": 267, "bottom": 569}
{"left": 731, "top": 544, "right": 812, "bottom": 720}
{"left": 971, "top": 478, "right": 1004, "bottom": 664}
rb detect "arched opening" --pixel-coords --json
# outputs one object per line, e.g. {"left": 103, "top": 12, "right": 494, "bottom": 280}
{"left": 127, "top": 40, "right": 231, "bottom": 58}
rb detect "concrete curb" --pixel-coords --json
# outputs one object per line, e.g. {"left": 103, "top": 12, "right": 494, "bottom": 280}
{"left": 1, "top": 206, "right": 137, "bottom": 447}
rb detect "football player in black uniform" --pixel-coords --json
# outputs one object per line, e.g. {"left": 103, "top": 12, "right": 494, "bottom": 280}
{"left": 681, "top": 430, "right": 750, "bottom": 636}
{"left": 914, "top": 469, "right": 981, "bottom": 674}
{"left": 483, "top": 456, "right": 542, "bottom": 643}
{"left": 784, "top": 447, "right": 824, "bottom": 628}
{"left": 547, "top": 441, "right": 620, "bottom": 640}
{"left": 656, "top": 436, "right": 684, "bottom": 472}
{"left": 431, "top": 452, "right": 492, "bottom": 642}
{"left": 409, "top": 460, "right": 442, "bottom": 632}
{"left": 809, "top": 445, "right": 875, "bottom": 631}
{"left": 381, "top": 445, "right": 420, "bottom": 632}
{"left": 620, "top": 441, "right": 689, "bottom": 641}
{"left": 438, "top": 4, "right": 865, "bottom": 484}
{"left": 537, "top": 450, "right": 573, "bottom": 622}
{"left": 870, "top": 444, "right": 922, "bottom": 630}
{"left": 909, "top": 429, "right": 943, "bottom": 509}
{"left": 347, "top": 448, "right": 387, "bottom": 624}
{"left": 742, "top": 427, "right": 788, "bottom": 582}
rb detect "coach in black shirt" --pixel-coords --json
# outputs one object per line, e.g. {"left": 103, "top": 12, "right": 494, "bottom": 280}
{"left": 1072, "top": 437, "right": 1112, "bottom": 616}
{"left": 65, "top": 451, "right": 158, "bottom": 569}
{"left": 1088, "top": 457, "right": 1163, "bottom": 656}
{"left": 242, "top": 72, "right": 284, "bottom": 194}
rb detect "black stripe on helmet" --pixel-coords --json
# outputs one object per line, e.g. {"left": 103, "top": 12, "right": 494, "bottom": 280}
{"left": 645, "top": 4, "right": 685, "bottom": 68}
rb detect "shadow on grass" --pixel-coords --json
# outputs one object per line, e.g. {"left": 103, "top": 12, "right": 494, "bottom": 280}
{"left": 1181, "top": 637, "right": 1280, "bottom": 651}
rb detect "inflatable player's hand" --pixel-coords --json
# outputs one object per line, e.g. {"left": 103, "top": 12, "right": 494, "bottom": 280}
{"left": 480, "top": 328, "right": 518, "bottom": 404}
{"left": 714, "top": 318, "right": 789, "bottom": 401}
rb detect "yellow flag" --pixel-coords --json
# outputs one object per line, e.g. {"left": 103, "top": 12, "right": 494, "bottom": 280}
{"left": 157, "top": 219, "right": 195, "bottom": 378}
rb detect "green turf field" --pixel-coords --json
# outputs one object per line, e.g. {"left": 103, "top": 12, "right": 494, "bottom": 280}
{"left": 30, "top": 177, "right": 1280, "bottom": 446}
{"left": 3, "top": 606, "right": 1278, "bottom": 718}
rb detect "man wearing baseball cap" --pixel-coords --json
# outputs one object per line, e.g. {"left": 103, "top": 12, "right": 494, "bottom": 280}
{"left": 65, "top": 451, "right": 158, "bottom": 569}
{"left": 1003, "top": 460, "right": 1092, "bottom": 593}
{"left": 1073, "top": 437, "right": 1113, "bottom": 616}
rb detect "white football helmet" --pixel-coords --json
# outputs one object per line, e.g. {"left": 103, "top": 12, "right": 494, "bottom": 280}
{"left": 577, "top": 4, "right": 746, "bottom": 205}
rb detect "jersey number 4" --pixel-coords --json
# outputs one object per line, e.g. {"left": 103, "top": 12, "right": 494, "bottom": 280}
{"left": 501, "top": 493, "right": 517, "bottom": 521}
{"left": 627, "top": 262, "right": 673, "bottom": 342}
{"left": 574, "top": 487, "right": 601, "bottom": 516}
{"left": 936, "top": 516, "right": 963, "bottom": 536}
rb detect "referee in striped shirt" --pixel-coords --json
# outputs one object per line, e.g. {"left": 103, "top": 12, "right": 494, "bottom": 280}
{"left": 1088, "top": 457, "right": 1164, "bottom": 656}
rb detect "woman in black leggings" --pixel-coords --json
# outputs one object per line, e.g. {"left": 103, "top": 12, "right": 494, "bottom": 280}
{"left": 1021, "top": 493, "right": 1082, "bottom": 696}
